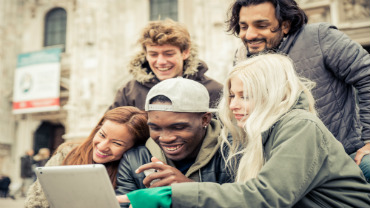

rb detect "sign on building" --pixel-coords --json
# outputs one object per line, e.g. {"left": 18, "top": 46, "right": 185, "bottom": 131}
{"left": 13, "top": 48, "right": 62, "bottom": 114}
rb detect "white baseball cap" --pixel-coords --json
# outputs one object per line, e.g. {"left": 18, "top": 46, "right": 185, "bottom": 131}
{"left": 145, "top": 77, "right": 217, "bottom": 113}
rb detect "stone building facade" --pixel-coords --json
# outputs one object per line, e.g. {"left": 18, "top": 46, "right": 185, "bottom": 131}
{"left": 0, "top": 0, "right": 369, "bottom": 186}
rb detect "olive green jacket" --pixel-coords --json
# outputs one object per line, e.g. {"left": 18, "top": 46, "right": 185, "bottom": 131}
{"left": 171, "top": 93, "right": 370, "bottom": 207}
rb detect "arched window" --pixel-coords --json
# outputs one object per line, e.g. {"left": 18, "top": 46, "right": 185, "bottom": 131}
{"left": 44, "top": 8, "right": 67, "bottom": 47}
{"left": 150, "top": 0, "right": 178, "bottom": 21}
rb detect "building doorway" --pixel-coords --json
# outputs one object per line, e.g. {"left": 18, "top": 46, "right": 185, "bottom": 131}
{"left": 33, "top": 122, "right": 65, "bottom": 155}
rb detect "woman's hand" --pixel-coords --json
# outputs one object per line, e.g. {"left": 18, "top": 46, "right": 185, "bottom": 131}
{"left": 116, "top": 195, "right": 133, "bottom": 208}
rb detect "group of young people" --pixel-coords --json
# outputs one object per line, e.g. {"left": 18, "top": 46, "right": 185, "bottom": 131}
{"left": 25, "top": 0, "right": 370, "bottom": 207}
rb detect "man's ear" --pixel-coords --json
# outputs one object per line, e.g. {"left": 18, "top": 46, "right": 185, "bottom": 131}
{"left": 201, "top": 112, "right": 212, "bottom": 128}
{"left": 282, "top": 21, "right": 291, "bottom": 35}
{"left": 182, "top": 48, "right": 190, "bottom": 60}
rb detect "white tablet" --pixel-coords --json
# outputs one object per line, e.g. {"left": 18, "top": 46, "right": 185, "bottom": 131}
{"left": 35, "top": 164, "right": 120, "bottom": 208}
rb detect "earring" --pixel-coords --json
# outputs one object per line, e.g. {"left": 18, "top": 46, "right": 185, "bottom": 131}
{"left": 203, "top": 126, "right": 207, "bottom": 129}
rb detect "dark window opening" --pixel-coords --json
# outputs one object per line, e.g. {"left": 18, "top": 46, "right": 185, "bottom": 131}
{"left": 44, "top": 8, "right": 67, "bottom": 48}
{"left": 150, "top": 0, "right": 178, "bottom": 21}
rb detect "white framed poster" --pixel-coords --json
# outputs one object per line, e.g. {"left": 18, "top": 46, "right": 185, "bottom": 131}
{"left": 13, "top": 48, "right": 62, "bottom": 114}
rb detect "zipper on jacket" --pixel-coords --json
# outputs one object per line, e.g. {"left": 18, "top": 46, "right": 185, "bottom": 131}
{"left": 306, "top": 194, "right": 330, "bottom": 208}
{"left": 199, "top": 169, "right": 202, "bottom": 182}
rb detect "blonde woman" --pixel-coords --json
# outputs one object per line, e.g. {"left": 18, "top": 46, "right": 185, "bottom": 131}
{"left": 118, "top": 53, "right": 370, "bottom": 208}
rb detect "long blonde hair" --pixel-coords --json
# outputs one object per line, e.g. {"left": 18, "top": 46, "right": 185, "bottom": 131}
{"left": 219, "top": 53, "right": 316, "bottom": 182}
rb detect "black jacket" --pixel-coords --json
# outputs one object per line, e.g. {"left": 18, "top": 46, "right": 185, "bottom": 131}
{"left": 20, "top": 155, "right": 34, "bottom": 179}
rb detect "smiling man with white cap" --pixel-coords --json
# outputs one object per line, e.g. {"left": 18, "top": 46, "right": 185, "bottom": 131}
{"left": 115, "top": 77, "right": 231, "bottom": 208}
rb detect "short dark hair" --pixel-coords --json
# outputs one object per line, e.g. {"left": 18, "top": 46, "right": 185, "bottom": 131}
{"left": 226, "top": 0, "right": 307, "bottom": 36}
{"left": 149, "top": 95, "right": 206, "bottom": 116}
{"left": 149, "top": 95, "right": 172, "bottom": 104}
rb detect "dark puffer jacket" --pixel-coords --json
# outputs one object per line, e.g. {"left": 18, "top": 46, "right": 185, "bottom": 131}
{"left": 235, "top": 23, "right": 370, "bottom": 154}
{"left": 109, "top": 47, "right": 223, "bottom": 110}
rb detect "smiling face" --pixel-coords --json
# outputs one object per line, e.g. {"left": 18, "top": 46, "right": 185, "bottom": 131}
{"left": 146, "top": 44, "right": 190, "bottom": 81}
{"left": 229, "top": 76, "right": 253, "bottom": 128}
{"left": 147, "top": 107, "right": 209, "bottom": 161}
{"left": 238, "top": 2, "right": 290, "bottom": 56}
{"left": 92, "top": 120, "right": 135, "bottom": 164}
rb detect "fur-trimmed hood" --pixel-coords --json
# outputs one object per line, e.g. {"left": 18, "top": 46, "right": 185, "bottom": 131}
{"left": 128, "top": 46, "right": 206, "bottom": 85}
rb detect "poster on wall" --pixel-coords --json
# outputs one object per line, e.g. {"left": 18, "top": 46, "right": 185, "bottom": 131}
{"left": 13, "top": 48, "right": 62, "bottom": 114}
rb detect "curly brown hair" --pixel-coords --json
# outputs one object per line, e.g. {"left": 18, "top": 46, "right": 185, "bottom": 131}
{"left": 138, "top": 19, "right": 191, "bottom": 52}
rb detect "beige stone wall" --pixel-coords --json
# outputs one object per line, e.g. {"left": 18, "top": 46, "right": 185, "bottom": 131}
{"left": 0, "top": 0, "right": 19, "bottom": 146}
{"left": 299, "top": 0, "right": 370, "bottom": 45}
{"left": 0, "top": 0, "right": 21, "bottom": 179}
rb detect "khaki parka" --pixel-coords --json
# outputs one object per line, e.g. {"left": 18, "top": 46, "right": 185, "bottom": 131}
{"left": 171, "top": 93, "right": 370, "bottom": 208}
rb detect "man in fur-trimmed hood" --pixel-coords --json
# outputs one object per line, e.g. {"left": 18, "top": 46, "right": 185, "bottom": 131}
{"left": 108, "top": 19, "right": 222, "bottom": 111}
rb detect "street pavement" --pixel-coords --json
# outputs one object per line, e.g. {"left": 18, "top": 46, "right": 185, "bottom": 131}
{"left": 0, "top": 196, "right": 25, "bottom": 208}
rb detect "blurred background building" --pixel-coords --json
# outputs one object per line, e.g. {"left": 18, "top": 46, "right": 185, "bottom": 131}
{"left": 0, "top": 0, "right": 369, "bottom": 187}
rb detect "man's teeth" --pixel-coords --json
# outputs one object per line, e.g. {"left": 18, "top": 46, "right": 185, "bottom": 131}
{"left": 250, "top": 41, "right": 263, "bottom": 44}
{"left": 97, "top": 149, "right": 109, "bottom": 156}
{"left": 164, "top": 145, "right": 182, "bottom": 151}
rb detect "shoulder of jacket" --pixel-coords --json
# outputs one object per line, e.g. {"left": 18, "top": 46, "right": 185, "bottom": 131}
{"left": 272, "top": 110, "right": 328, "bottom": 139}
{"left": 199, "top": 71, "right": 222, "bottom": 84}
{"left": 124, "top": 145, "right": 151, "bottom": 158}
{"left": 115, "top": 79, "right": 152, "bottom": 99}
{"left": 278, "top": 109, "right": 314, "bottom": 123}
{"left": 121, "top": 79, "right": 144, "bottom": 89}
{"left": 57, "top": 142, "right": 78, "bottom": 153}
{"left": 303, "top": 23, "right": 338, "bottom": 34}
{"left": 206, "top": 78, "right": 223, "bottom": 89}
{"left": 121, "top": 145, "right": 152, "bottom": 170}
{"left": 50, "top": 142, "right": 79, "bottom": 163}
